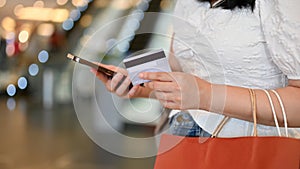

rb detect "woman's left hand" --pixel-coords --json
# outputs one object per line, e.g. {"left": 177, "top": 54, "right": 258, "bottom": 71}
{"left": 139, "top": 72, "right": 211, "bottom": 110}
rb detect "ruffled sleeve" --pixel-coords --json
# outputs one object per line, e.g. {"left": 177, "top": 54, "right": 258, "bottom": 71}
{"left": 259, "top": 0, "right": 300, "bottom": 80}
{"left": 173, "top": 0, "right": 192, "bottom": 19}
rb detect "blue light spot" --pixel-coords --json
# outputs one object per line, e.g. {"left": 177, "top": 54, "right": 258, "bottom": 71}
{"left": 70, "top": 9, "right": 81, "bottom": 21}
{"left": 38, "top": 50, "right": 49, "bottom": 63}
{"left": 29, "top": 64, "right": 39, "bottom": 76}
{"left": 62, "top": 19, "right": 74, "bottom": 31}
{"left": 7, "top": 84, "right": 16, "bottom": 96}
{"left": 137, "top": 1, "right": 149, "bottom": 11}
{"left": 18, "top": 77, "right": 28, "bottom": 90}
{"left": 117, "top": 41, "right": 130, "bottom": 53}
{"left": 125, "top": 18, "right": 140, "bottom": 32}
{"left": 7, "top": 98, "right": 16, "bottom": 111}
{"left": 132, "top": 9, "right": 144, "bottom": 21}
{"left": 78, "top": 4, "right": 88, "bottom": 12}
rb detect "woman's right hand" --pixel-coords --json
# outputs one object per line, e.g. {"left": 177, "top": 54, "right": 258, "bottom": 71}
{"left": 90, "top": 63, "right": 143, "bottom": 98}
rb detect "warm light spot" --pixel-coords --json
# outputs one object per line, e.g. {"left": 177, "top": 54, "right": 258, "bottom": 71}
{"left": 33, "top": 0, "right": 44, "bottom": 8}
{"left": 0, "top": 0, "right": 6, "bottom": 8}
{"left": 18, "top": 30, "right": 29, "bottom": 43}
{"left": 72, "top": 0, "right": 88, "bottom": 7}
{"left": 57, "top": 0, "right": 68, "bottom": 6}
{"left": 52, "top": 9, "right": 70, "bottom": 22}
{"left": 112, "top": 0, "right": 132, "bottom": 10}
{"left": 79, "top": 14, "right": 92, "bottom": 27}
{"left": 17, "top": 7, "right": 69, "bottom": 23}
{"left": 37, "top": 23, "right": 55, "bottom": 36}
{"left": 18, "top": 42, "right": 28, "bottom": 51}
{"left": 14, "top": 4, "right": 24, "bottom": 16}
{"left": 94, "top": 0, "right": 110, "bottom": 8}
{"left": 160, "top": 0, "right": 172, "bottom": 10}
{"left": 1, "top": 17, "right": 16, "bottom": 32}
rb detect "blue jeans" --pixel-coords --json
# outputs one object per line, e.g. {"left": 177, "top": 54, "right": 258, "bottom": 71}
{"left": 169, "top": 112, "right": 211, "bottom": 137}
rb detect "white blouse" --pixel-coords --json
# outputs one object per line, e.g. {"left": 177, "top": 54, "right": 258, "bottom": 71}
{"left": 171, "top": 0, "right": 300, "bottom": 137}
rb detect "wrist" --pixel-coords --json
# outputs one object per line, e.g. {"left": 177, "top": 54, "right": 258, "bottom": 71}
{"left": 196, "top": 77, "right": 212, "bottom": 111}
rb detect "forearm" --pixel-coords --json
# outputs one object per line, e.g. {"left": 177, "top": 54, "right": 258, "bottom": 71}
{"left": 205, "top": 82, "right": 300, "bottom": 127}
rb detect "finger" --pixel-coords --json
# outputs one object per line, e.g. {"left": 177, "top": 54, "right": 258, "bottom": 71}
{"left": 159, "top": 100, "right": 179, "bottom": 109}
{"left": 139, "top": 72, "right": 173, "bottom": 82}
{"left": 115, "top": 67, "right": 128, "bottom": 75}
{"left": 110, "top": 73, "right": 124, "bottom": 91}
{"left": 94, "top": 62, "right": 128, "bottom": 75}
{"left": 93, "top": 62, "right": 117, "bottom": 72}
{"left": 145, "top": 81, "right": 179, "bottom": 92}
{"left": 91, "top": 68, "right": 108, "bottom": 82}
{"left": 115, "top": 76, "right": 132, "bottom": 97}
{"left": 154, "top": 91, "right": 181, "bottom": 103}
{"left": 128, "top": 85, "right": 140, "bottom": 97}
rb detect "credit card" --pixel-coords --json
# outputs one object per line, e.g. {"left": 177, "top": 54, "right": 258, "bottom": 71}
{"left": 123, "top": 49, "right": 171, "bottom": 86}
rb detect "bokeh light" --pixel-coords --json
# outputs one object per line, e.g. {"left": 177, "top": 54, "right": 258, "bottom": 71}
{"left": 126, "top": 18, "right": 140, "bottom": 31}
{"left": 79, "top": 14, "right": 92, "bottom": 27}
{"left": 6, "top": 84, "right": 16, "bottom": 97}
{"left": 72, "top": 0, "right": 88, "bottom": 7}
{"left": 70, "top": 9, "right": 81, "bottom": 21}
{"left": 1, "top": 17, "right": 16, "bottom": 32}
{"left": 0, "top": 0, "right": 6, "bottom": 8}
{"left": 62, "top": 19, "right": 74, "bottom": 31}
{"left": 78, "top": 4, "right": 88, "bottom": 11}
{"left": 33, "top": 1, "right": 45, "bottom": 8}
{"left": 137, "top": 0, "right": 149, "bottom": 11}
{"left": 6, "top": 44, "right": 15, "bottom": 57}
{"left": 14, "top": 4, "right": 24, "bottom": 16}
{"left": 106, "top": 38, "right": 117, "bottom": 50}
{"left": 132, "top": 9, "right": 144, "bottom": 21}
{"left": 117, "top": 41, "right": 130, "bottom": 53}
{"left": 28, "top": 64, "right": 39, "bottom": 76}
{"left": 37, "top": 23, "right": 55, "bottom": 37}
{"left": 18, "top": 77, "right": 28, "bottom": 90}
{"left": 38, "top": 50, "right": 49, "bottom": 63}
{"left": 18, "top": 30, "right": 30, "bottom": 43}
{"left": 57, "top": 0, "right": 68, "bottom": 6}
{"left": 7, "top": 98, "right": 16, "bottom": 111}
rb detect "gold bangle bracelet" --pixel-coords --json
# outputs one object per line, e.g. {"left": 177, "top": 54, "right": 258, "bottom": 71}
{"left": 248, "top": 88, "right": 257, "bottom": 136}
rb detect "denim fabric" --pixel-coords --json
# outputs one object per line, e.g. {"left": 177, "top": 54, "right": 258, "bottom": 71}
{"left": 169, "top": 112, "right": 211, "bottom": 137}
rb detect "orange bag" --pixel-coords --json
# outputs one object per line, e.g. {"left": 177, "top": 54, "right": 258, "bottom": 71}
{"left": 154, "top": 134, "right": 300, "bottom": 169}
{"left": 154, "top": 90, "right": 300, "bottom": 169}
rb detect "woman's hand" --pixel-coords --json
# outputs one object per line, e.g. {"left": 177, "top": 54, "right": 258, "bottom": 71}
{"left": 90, "top": 63, "right": 143, "bottom": 98}
{"left": 139, "top": 72, "right": 211, "bottom": 110}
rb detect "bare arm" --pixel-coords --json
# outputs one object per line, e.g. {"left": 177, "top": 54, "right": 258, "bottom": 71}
{"left": 140, "top": 70, "right": 300, "bottom": 127}
{"left": 207, "top": 80, "right": 300, "bottom": 127}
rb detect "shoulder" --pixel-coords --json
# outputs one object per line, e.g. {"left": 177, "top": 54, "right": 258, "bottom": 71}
{"left": 259, "top": 0, "right": 300, "bottom": 79}
{"left": 259, "top": 0, "right": 300, "bottom": 22}
{"left": 173, "top": 0, "right": 207, "bottom": 17}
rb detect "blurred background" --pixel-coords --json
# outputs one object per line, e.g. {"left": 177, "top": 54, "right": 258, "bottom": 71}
{"left": 0, "top": 0, "right": 175, "bottom": 168}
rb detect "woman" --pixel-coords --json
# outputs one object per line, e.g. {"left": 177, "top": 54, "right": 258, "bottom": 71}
{"left": 91, "top": 0, "right": 300, "bottom": 137}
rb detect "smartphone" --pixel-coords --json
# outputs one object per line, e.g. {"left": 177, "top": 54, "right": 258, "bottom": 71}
{"left": 67, "top": 53, "right": 134, "bottom": 89}
{"left": 67, "top": 53, "right": 115, "bottom": 78}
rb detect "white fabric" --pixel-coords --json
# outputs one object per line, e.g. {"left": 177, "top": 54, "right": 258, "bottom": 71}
{"left": 171, "top": 0, "right": 300, "bottom": 138}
